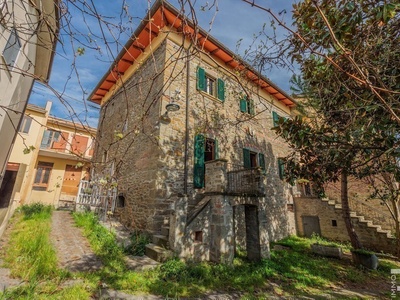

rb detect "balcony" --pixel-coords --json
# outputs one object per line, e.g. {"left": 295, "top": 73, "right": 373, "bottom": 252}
{"left": 204, "top": 160, "right": 265, "bottom": 197}
{"left": 227, "top": 167, "right": 265, "bottom": 196}
{"left": 40, "top": 140, "right": 93, "bottom": 159}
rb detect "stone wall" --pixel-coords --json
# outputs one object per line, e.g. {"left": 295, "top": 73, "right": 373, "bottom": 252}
{"left": 93, "top": 40, "right": 167, "bottom": 232}
{"left": 294, "top": 197, "right": 396, "bottom": 255}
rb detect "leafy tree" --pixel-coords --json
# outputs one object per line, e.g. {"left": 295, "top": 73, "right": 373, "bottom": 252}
{"left": 245, "top": 0, "right": 400, "bottom": 253}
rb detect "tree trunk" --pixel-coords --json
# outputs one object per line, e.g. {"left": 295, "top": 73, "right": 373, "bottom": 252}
{"left": 391, "top": 197, "right": 400, "bottom": 257}
{"left": 341, "top": 171, "right": 362, "bottom": 249}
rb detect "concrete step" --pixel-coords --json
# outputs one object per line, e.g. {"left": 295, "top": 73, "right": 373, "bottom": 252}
{"left": 161, "top": 226, "right": 170, "bottom": 236}
{"left": 153, "top": 234, "right": 169, "bottom": 248}
{"left": 145, "top": 243, "right": 173, "bottom": 262}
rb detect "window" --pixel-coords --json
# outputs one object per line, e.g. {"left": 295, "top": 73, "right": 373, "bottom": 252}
{"left": 193, "top": 134, "right": 219, "bottom": 188}
{"left": 332, "top": 220, "right": 337, "bottom": 227}
{"left": 240, "top": 96, "right": 255, "bottom": 115}
{"left": 3, "top": 27, "right": 21, "bottom": 69}
{"left": 243, "top": 148, "right": 265, "bottom": 171}
{"left": 194, "top": 231, "right": 203, "bottom": 242}
{"left": 273, "top": 111, "right": 289, "bottom": 127}
{"left": 19, "top": 116, "right": 32, "bottom": 134}
{"left": 278, "top": 158, "right": 285, "bottom": 180}
{"left": 40, "top": 130, "right": 61, "bottom": 149}
{"left": 197, "top": 66, "right": 225, "bottom": 101}
{"left": 33, "top": 162, "right": 53, "bottom": 191}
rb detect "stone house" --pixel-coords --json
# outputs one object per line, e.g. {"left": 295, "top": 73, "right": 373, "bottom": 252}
{"left": 89, "top": 0, "right": 297, "bottom": 263}
{"left": 1, "top": 101, "right": 96, "bottom": 211}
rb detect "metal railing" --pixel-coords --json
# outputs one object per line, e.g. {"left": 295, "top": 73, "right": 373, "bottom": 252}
{"left": 227, "top": 167, "right": 265, "bottom": 196}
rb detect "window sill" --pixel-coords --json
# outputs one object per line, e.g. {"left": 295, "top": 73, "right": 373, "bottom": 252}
{"left": 198, "top": 90, "right": 224, "bottom": 104}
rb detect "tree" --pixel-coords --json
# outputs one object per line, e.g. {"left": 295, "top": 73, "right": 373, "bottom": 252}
{"left": 248, "top": 0, "right": 400, "bottom": 252}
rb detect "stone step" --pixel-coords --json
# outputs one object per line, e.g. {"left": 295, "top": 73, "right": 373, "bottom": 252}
{"left": 145, "top": 243, "right": 173, "bottom": 262}
{"left": 153, "top": 234, "right": 169, "bottom": 248}
{"left": 366, "top": 224, "right": 381, "bottom": 230}
{"left": 161, "top": 226, "right": 170, "bottom": 236}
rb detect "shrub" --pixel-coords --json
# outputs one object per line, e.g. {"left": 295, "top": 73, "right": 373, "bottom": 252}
{"left": 158, "top": 259, "right": 188, "bottom": 281}
{"left": 20, "top": 203, "right": 52, "bottom": 219}
{"left": 124, "top": 231, "right": 151, "bottom": 256}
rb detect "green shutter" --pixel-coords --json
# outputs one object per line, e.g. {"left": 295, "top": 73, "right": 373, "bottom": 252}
{"left": 243, "top": 148, "right": 251, "bottom": 169}
{"left": 259, "top": 153, "right": 265, "bottom": 172}
{"left": 197, "top": 67, "right": 206, "bottom": 91}
{"left": 249, "top": 99, "right": 255, "bottom": 115}
{"left": 272, "top": 111, "right": 280, "bottom": 127}
{"left": 278, "top": 158, "right": 285, "bottom": 180}
{"left": 240, "top": 97, "right": 247, "bottom": 113}
{"left": 217, "top": 78, "right": 225, "bottom": 101}
{"left": 214, "top": 139, "right": 219, "bottom": 159}
{"left": 193, "top": 134, "right": 205, "bottom": 188}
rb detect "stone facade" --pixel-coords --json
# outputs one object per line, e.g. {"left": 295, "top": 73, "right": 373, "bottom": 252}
{"left": 92, "top": 2, "right": 297, "bottom": 263}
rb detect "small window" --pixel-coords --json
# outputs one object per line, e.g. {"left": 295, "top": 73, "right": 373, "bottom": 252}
{"left": 3, "top": 27, "right": 21, "bottom": 69}
{"left": 33, "top": 162, "right": 53, "bottom": 191}
{"left": 240, "top": 97, "right": 255, "bottom": 115}
{"left": 197, "top": 67, "right": 225, "bottom": 101}
{"left": 194, "top": 231, "right": 203, "bottom": 242}
{"left": 332, "top": 220, "right": 337, "bottom": 227}
{"left": 19, "top": 116, "right": 32, "bottom": 134}
{"left": 117, "top": 194, "right": 125, "bottom": 208}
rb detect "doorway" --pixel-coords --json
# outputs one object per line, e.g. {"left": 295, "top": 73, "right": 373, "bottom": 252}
{"left": 233, "top": 204, "right": 261, "bottom": 261}
{"left": 302, "top": 216, "right": 321, "bottom": 237}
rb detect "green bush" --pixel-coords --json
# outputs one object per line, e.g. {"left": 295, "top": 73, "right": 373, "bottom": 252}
{"left": 124, "top": 231, "right": 151, "bottom": 256}
{"left": 158, "top": 259, "right": 188, "bottom": 281}
{"left": 20, "top": 203, "right": 52, "bottom": 219}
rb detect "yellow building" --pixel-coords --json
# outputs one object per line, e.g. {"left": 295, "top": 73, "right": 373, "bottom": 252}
{"left": 2, "top": 101, "right": 96, "bottom": 209}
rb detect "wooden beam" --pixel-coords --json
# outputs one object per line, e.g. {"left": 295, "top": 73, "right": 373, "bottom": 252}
{"left": 121, "top": 58, "right": 134, "bottom": 65}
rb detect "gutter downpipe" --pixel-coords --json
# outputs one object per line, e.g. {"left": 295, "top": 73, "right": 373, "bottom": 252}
{"left": 183, "top": 46, "right": 190, "bottom": 196}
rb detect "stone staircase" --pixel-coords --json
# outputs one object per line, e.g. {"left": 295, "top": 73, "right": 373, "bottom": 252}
{"left": 321, "top": 198, "right": 393, "bottom": 237}
{"left": 319, "top": 198, "right": 396, "bottom": 254}
{"left": 145, "top": 216, "right": 174, "bottom": 262}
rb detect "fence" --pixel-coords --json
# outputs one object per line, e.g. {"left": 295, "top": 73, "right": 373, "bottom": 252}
{"left": 76, "top": 180, "right": 117, "bottom": 219}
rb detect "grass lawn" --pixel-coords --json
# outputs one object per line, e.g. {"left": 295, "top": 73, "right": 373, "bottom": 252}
{"left": 1, "top": 207, "right": 399, "bottom": 299}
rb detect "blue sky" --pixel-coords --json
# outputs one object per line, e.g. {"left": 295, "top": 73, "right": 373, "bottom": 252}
{"left": 29, "top": 0, "right": 296, "bottom": 128}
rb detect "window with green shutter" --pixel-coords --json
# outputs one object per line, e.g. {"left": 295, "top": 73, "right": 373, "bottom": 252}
{"left": 272, "top": 111, "right": 280, "bottom": 127}
{"left": 240, "top": 97, "right": 247, "bottom": 113}
{"left": 197, "top": 66, "right": 225, "bottom": 102}
{"left": 240, "top": 97, "right": 255, "bottom": 115}
{"left": 197, "top": 67, "right": 206, "bottom": 91}
{"left": 194, "top": 136, "right": 220, "bottom": 188}
{"left": 217, "top": 78, "right": 225, "bottom": 101}
{"left": 243, "top": 148, "right": 251, "bottom": 169}
{"left": 193, "top": 134, "right": 205, "bottom": 188}
{"left": 243, "top": 148, "right": 261, "bottom": 169}
{"left": 278, "top": 158, "right": 285, "bottom": 180}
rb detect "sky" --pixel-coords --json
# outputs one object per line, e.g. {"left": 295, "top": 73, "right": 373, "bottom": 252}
{"left": 29, "top": 0, "right": 296, "bottom": 128}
